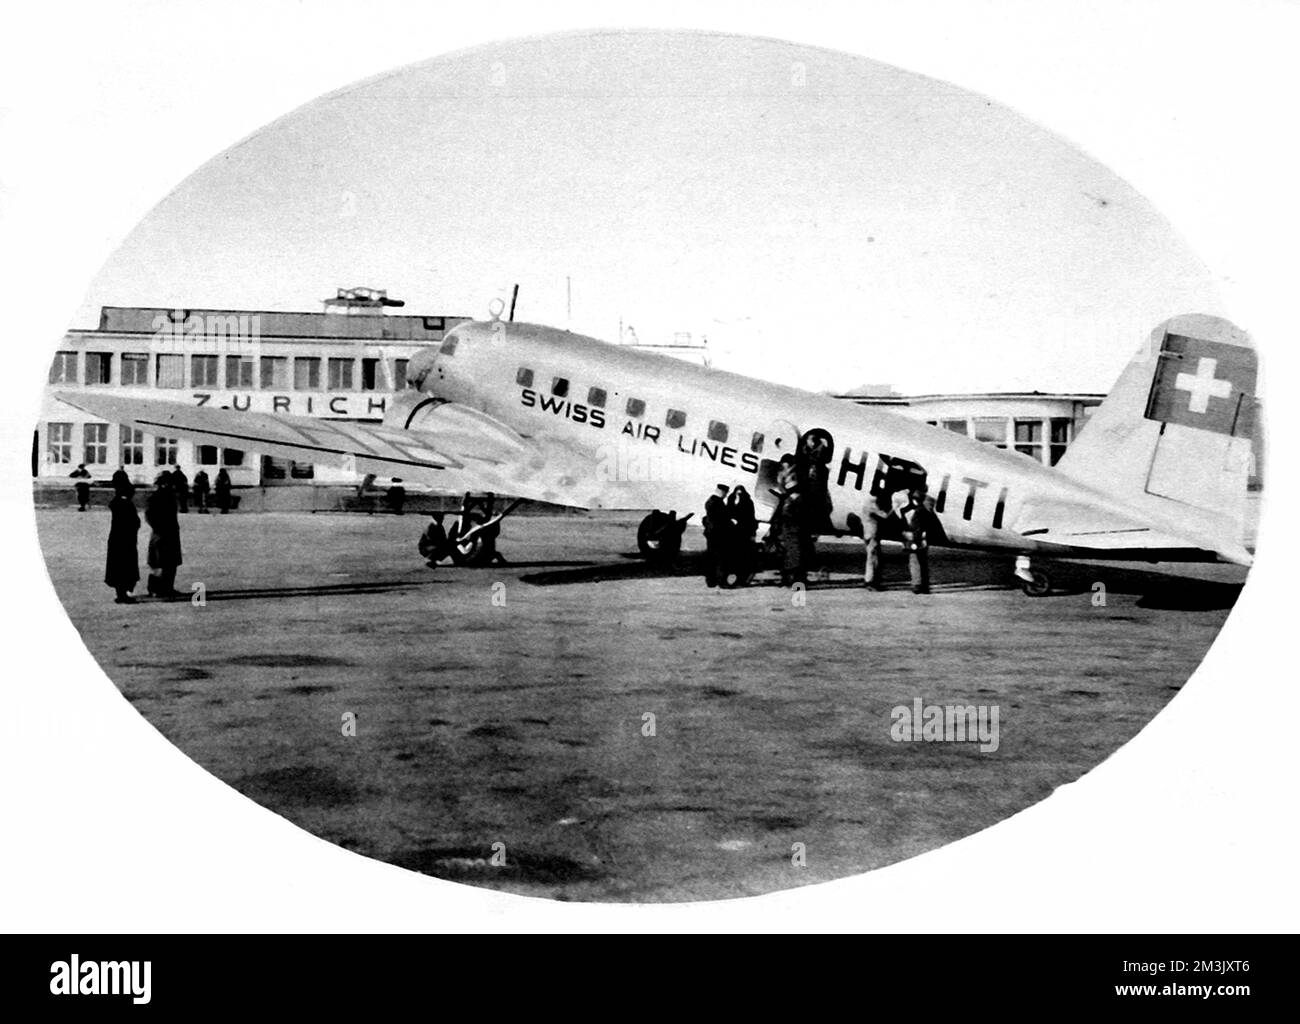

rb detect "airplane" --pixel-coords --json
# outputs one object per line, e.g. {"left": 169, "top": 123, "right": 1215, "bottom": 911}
{"left": 54, "top": 310, "right": 1258, "bottom": 595}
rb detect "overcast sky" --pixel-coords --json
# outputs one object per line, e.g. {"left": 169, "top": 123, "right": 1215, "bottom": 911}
{"left": 75, "top": 30, "right": 1221, "bottom": 394}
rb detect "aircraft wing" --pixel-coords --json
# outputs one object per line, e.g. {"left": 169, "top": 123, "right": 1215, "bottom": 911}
{"left": 1011, "top": 495, "right": 1252, "bottom": 564}
{"left": 52, "top": 391, "right": 602, "bottom": 507}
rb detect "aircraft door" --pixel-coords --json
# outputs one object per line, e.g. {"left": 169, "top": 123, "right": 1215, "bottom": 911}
{"left": 753, "top": 418, "right": 801, "bottom": 521}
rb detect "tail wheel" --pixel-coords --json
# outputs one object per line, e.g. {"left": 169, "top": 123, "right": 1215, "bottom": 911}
{"left": 448, "top": 513, "right": 487, "bottom": 566}
{"left": 1020, "top": 569, "right": 1052, "bottom": 597}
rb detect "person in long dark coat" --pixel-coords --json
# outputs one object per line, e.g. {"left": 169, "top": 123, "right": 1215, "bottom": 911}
{"left": 214, "top": 468, "right": 232, "bottom": 514}
{"left": 702, "top": 484, "right": 731, "bottom": 588}
{"left": 104, "top": 482, "right": 140, "bottom": 604}
{"left": 191, "top": 469, "right": 210, "bottom": 514}
{"left": 777, "top": 488, "right": 810, "bottom": 587}
{"left": 727, "top": 485, "right": 757, "bottom": 583}
{"left": 171, "top": 465, "right": 189, "bottom": 513}
{"left": 145, "top": 473, "right": 183, "bottom": 598}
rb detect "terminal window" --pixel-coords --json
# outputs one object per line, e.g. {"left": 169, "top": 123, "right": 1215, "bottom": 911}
{"left": 328, "top": 358, "right": 354, "bottom": 390}
{"left": 626, "top": 397, "right": 645, "bottom": 418}
{"left": 587, "top": 387, "right": 607, "bottom": 408}
{"left": 156, "top": 354, "right": 185, "bottom": 389}
{"left": 121, "top": 353, "right": 149, "bottom": 386}
{"left": 395, "top": 359, "right": 409, "bottom": 390}
{"left": 47, "top": 423, "right": 73, "bottom": 464}
{"left": 1014, "top": 419, "right": 1044, "bottom": 462}
{"left": 973, "top": 418, "right": 1008, "bottom": 447}
{"left": 192, "top": 355, "right": 219, "bottom": 388}
{"left": 226, "top": 355, "right": 254, "bottom": 389}
{"left": 941, "top": 419, "right": 968, "bottom": 435}
{"left": 260, "top": 356, "right": 288, "bottom": 389}
{"left": 707, "top": 420, "right": 729, "bottom": 443}
{"left": 666, "top": 409, "right": 687, "bottom": 429}
{"left": 223, "top": 449, "right": 244, "bottom": 466}
{"left": 361, "top": 358, "right": 380, "bottom": 391}
{"left": 198, "top": 445, "right": 219, "bottom": 465}
{"left": 155, "top": 436, "right": 179, "bottom": 466}
{"left": 120, "top": 428, "right": 145, "bottom": 466}
{"left": 516, "top": 367, "right": 534, "bottom": 388}
{"left": 85, "top": 352, "right": 112, "bottom": 385}
{"left": 294, "top": 357, "right": 321, "bottom": 390}
{"left": 83, "top": 423, "right": 109, "bottom": 465}
{"left": 1050, "top": 418, "right": 1072, "bottom": 465}
{"left": 49, "top": 351, "right": 78, "bottom": 384}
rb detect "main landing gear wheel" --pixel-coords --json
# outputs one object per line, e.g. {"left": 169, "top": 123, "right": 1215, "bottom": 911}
{"left": 448, "top": 511, "right": 489, "bottom": 566}
{"left": 637, "top": 510, "right": 684, "bottom": 561}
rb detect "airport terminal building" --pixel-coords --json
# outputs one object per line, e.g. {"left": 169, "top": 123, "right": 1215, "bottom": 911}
{"left": 37, "top": 299, "right": 470, "bottom": 489}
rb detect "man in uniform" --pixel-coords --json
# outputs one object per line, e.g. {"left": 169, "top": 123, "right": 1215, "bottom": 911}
{"left": 191, "top": 468, "right": 211, "bottom": 514}
{"left": 702, "top": 483, "right": 731, "bottom": 588}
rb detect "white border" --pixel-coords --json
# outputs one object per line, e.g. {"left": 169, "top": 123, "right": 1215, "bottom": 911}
{"left": 2, "top": 0, "right": 1297, "bottom": 932}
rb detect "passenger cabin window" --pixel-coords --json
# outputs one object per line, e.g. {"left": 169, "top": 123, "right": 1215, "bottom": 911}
{"left": 666, "top": 409, "right": 686, "bottom": 430}
{"left": 707, "top": 420, "right": 728, "bottom": 443}
{"left": 440, "top": 336, "right": 458, "bottom": 356}
{"left": 587, "top": 386, "right": 607, "bottom": 408}
{"left": 516, "top": 367, "right": 534, "bottom": 388}
{"left": 551, "top": 377, "right": 569, "bottom": 397}
{"left": 626, "top": 397, "right": 645, "bottom": 418}
{"left": 750, "top": 432, "right": 765, "bottom": 454}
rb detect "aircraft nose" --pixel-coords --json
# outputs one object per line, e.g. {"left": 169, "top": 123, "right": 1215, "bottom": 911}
{"left": 407, "top": 347, "right": 439, "bottom": 392}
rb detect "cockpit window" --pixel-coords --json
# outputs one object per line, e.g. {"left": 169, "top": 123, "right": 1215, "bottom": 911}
{"left": 516, "top": 367, "right": 533, "bottom": 387}
{"left": 439, "top": 335, "right": 458, "bottom": 355}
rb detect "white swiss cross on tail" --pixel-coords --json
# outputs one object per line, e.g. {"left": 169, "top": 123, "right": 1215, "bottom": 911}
{"left": 1174, "top": 357, "right": 1232, "bottom": 413}
{"left": 1146, "top": 332, "right": 1256, "bottom": 436}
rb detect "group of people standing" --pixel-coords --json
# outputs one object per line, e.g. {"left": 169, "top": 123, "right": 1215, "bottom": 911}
{"left": 701, "top": 443, "right": 938, "bottom": 593}
{"left": 105, "top": 470, "right": 179, "bottom": 602}
{"left": 702, "top": 483, "right": 758, "bottom": 587}
{"left": 101, "top": 465, "right": 235, "bottom": 604}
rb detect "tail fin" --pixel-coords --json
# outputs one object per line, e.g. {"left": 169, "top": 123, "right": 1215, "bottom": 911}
{"left": 1056, "top": 313, "right": 1258, "bottom": 563}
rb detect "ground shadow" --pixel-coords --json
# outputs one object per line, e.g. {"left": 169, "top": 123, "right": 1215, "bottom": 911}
{"left": 199, "top": 580, "right": 442, "bottom": 602}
